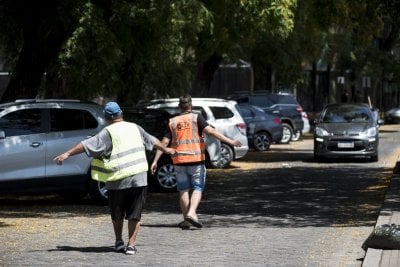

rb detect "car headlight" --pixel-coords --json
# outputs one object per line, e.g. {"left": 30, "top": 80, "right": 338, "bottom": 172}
{"left": 315, "top": 127, "right": 330, "bottom": 137}
{"left": 360, "top": 127, "right": 377, "bottom": 138}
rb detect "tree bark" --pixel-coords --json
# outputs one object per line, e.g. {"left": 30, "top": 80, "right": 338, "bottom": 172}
{"left": 191, "top": 53, "right": 222, "bottom": 97}
{"left": 1, "top": 0, "right": 76, "bottom": 102}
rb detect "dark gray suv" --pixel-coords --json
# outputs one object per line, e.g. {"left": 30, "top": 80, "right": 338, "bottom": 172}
{"left": 229, "top": 93, "right": 304, "bottom": 143}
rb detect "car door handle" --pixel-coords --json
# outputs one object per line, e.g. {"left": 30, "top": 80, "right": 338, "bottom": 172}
{"left": 273, "top": 111, "right": 280, "bottom": 114}
{"left": 30, "top": 142, "right": 43, "bottom": 148}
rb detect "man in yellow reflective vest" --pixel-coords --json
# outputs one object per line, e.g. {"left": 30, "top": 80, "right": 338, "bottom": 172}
{"left": 54, "top": 101, "right": 175, "bottom": 255}
{"left": 151, "top": 94, "right": 241, "bottom": 229}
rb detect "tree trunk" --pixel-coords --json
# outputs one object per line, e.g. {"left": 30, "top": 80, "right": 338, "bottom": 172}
{"left": 1, "top": 0, "right": 75, "bottom": 102}
{"left": 191, "top": 53, "right": 222, "bottom": 97}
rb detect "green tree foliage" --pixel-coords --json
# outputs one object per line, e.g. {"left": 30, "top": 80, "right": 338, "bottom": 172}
{"left": 191, "top": 0, "right": 297, "bottom": 96}
{"left": 0, "top": 0, "right": 296, "bottom": 103}
{"left": 58, "top": 0, "right": 214, "bottom": 104}
{"left": 250, "top": 0, "right": 386, "bottom": 92}
{"left": 1, "top": 0, "right": 399, "bottom": 106}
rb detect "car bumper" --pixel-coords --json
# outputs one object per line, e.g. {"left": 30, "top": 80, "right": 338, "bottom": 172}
{"left": 234, "top": 145, "right": 249, "bottom": 159}
{"left": 314, "top": 136, "right": 378, "bottom": 158}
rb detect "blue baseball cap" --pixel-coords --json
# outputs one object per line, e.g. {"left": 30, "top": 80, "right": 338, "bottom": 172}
{"left": 104, "top": 101, "right": 122, "bottom": 118}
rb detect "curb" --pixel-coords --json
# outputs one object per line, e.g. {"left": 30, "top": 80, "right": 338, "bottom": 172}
{"left": 362, "top": 161, "right": 400, "bottom": 266}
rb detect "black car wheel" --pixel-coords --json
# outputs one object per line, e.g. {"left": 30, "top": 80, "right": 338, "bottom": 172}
{"left": 280, "top": 123, "right": 293, "bottom": 144}
{"left": 211, "top": 143, "right": 233, "bottom": 168}
{"left": 151, "top": 158, "right": 177, "bottom": 192}
{"left": 253, "top": 131, "right": 272, "bottom": 151}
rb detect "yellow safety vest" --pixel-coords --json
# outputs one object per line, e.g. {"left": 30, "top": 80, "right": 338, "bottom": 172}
{"left": 169, "top": 113, "right": 205, "bottom": 164}
{"left": 91, "top": 121, "right": 148, "bottom": 182}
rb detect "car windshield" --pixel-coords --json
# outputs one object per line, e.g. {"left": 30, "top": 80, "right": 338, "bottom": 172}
{"left": 321, "top": 105, "right": 371, "bottom": 123}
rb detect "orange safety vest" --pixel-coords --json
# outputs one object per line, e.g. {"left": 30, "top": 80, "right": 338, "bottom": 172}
{"left": 169, "top": 113, "right": 206, "bottom": 164}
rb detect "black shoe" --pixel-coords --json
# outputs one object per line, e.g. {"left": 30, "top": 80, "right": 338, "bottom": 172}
{"left": 125, "top": 245, "right": 138, "bottom": 255}
{"left": 178, "top": 220, "right": 191, "bottom": 230}
{"left": 185, "top": 216, "right": 203, "bottom": 228}
{"left": 114, "top": 240, "right": 125, "bottom": 252}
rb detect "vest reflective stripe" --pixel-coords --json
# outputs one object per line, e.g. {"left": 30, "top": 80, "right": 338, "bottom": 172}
{"left": 91, "top": 156, "right": 147, "bottom": 174}
{"left": 169, "top": 113, "right": 205, "bottom": 164}
{"left": 91, "top": 121, "right": 148, "bottom": 182}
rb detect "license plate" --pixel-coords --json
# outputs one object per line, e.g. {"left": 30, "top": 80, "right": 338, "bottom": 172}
{"left": 338, "top": 142, "right": 354, "bottom": 148}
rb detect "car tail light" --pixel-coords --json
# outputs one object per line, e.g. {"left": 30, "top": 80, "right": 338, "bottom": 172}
{"left": 272, "top": 117, "right": 282, "bottom": 125}
{"left": 236, "top": 122, "right": 247, "bottom": 136}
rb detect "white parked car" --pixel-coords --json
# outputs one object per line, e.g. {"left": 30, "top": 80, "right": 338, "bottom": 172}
{"left": 143, "top": 98, "right": 249, "bottom": 168}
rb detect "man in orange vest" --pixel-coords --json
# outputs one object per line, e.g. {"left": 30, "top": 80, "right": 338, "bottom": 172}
{"left": 151, "top": 94, "right": 241, "bottom": 229}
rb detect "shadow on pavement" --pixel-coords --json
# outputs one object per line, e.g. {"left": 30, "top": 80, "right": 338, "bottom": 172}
{"left": 47, "top": 246, "right": 115, "bottom": 253}
{"left": 0, "top": 149, "right": 394, "bottom": 230}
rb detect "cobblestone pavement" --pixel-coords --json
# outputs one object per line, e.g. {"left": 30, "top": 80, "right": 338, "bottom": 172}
{"left": 1, "top": 125, "right": 400, "bottom": 267}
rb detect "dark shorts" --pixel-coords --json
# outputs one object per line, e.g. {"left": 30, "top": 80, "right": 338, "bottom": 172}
{"left": 108, "top": 186, "right": 147, "bottom": 221}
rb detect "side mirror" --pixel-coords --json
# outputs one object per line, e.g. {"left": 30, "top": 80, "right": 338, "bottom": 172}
{"left": 0, "top": 130, "right": 5, "bottom": 139}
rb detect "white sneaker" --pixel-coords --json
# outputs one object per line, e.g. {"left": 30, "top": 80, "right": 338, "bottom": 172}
{"left": 125, "top": 245, "right": 137, "bottom": 255}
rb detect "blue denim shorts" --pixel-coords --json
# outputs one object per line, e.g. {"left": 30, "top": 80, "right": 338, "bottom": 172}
{"left": 175, "top": 164, "right": 206, "bottom": 192}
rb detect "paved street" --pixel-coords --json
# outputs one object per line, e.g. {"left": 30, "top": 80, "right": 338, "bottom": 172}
{"left": 1, "top": 125, "right": 400, "bottom": 266}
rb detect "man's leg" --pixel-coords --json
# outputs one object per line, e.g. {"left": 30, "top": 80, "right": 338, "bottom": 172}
{"left": 127, "top": 219, "right": 141, "bottom": 246}
{"left": 179, "top": 190, "right": 190, "bottom": 219}
{"left": 185, "top": 164, "right": 205, "bottom": 228}
{"left": 112, "top": 219, "right": 124, "bottom": 241}
{"left": 186, "top": 190, "right": 202, "bottom": 220}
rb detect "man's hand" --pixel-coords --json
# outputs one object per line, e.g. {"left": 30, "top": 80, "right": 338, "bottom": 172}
{"left": 164, "top": 147, "right": 176, "bottom": 155}
{"left": 150, "top": 162, "right": 157, "bottom": 175}
{"left": 231, "top": 140, "right": 242, "bottom": 147}
{"left": 53, "top": 143, "right": 84, "bottom": 165}
{"left": 53, "top": 152, "right": 70, "bottom": 165}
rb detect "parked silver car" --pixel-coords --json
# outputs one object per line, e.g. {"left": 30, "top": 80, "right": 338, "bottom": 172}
{"left": 314, "top": 103, "right": 380, "bottom": 162}
{"left": 0, "top": 99, "right": 108, "bottom": 202}
{"left": 143, "top": 97, "right": 249, "bottom": 168}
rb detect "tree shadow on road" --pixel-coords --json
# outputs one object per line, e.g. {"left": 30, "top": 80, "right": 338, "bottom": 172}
{"left": 0, "top": 150, "right": 396, "bottom": 230}
{"left": 144, "top": 155, "right": 395, "bottom": 228}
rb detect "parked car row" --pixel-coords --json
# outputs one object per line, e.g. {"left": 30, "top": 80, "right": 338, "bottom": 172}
{"left": 0, "top": 94, "right": 309, "bottom": 203}
{"left": 228, "top": 92, "right": 304, "bottom": 143}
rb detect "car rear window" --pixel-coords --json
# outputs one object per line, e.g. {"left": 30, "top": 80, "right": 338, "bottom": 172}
{"left": 209, "top": 106, "right": 234, "bottom": 119}
{"left": 124, "top": 111, "right": 169, "bottom": 138}
{"left": 268, "top": 94, "right": 299, "bottom": 105}
{"left": 154, "top": 106, "right": 208, "bottom": 120}
{"left": 0, "top": 108, "right": 42, "bottom": 136}
{"left": 235, "top": 96, "right": 274, "bottom": 107}
{"left": 50, "top": 109, "right": 98, "bottom": 131}
{"left": 235, "top": 95, "right": 298, "bottom": 107}
{"left": 238, "top": 106, "right": 253, "bottom": 119}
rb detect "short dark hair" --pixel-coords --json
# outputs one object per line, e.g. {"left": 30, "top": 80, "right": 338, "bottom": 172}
{"left": 179, "top": 94, "right": 192, "bottom": 111}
